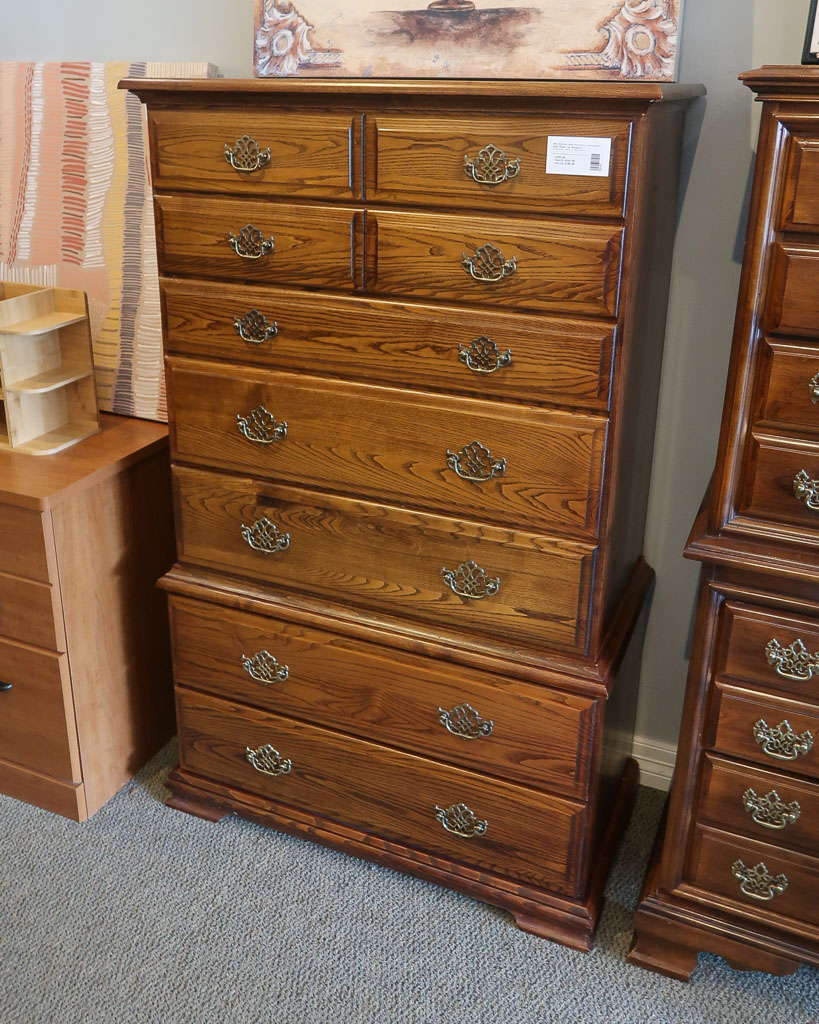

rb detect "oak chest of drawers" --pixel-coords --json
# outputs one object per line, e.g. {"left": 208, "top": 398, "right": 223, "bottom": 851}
{"left": 630, "top": 67, "right": 819, "bottom": 979}
{"left": 126, "top": 77, "right": 701, "bottom": 950}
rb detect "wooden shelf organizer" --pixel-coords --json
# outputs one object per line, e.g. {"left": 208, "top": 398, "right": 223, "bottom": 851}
{"left": 0, "top": 283, "right": 100, "bottom": 456}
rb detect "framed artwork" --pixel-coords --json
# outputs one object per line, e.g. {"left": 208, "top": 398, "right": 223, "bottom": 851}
{"left": 804, "top": 0, "right": 819, "bottom": 65}
{"left": 253, "top": 0, "right": 683, "bottom": 81}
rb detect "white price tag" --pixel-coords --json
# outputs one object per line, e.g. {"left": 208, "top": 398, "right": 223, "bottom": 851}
{"left": 546, "top": 136, "right": 612, "bottom": 177}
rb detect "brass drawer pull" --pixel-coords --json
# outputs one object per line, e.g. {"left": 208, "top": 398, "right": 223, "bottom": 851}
{"left": 237, "top": 405, "right": 287, "bottom": 445}
{"left": 224, "top": 134, "right": 271, "bottom": 173}
{"left": 810, "top": 371, "right": 819, "bottom": 404}
{"left": 441, "top": 560, "right": 500, "bottom": 600}
{"left": 463, "top": 143, "right": 521, "bottom": 187}
{"left": 462, "top": 243, "right": 516, "bottom": 284}
{"left": 446, "top": 440, "right": 506, "bottom": 483}
{"left": 0, "top": 681, "right": 11, "bottom": 692}
{"left": 458, "top": 336, "right": 512, "bottom": 375}
{"left": 742, "top": 788, "right": 801, "bottom": 830}
{"left": 241, "top": 516, "right": 290, "bottom": 554}
{"left": 434, "top": 802, "right": 488, "bottom": 838}
{"left": 765, "top": 637, "right": 819, "bottom": 681}
{"left": 234, "top": 309, "right": 278, "bottom": 344}
{"left": 438, "top": 702, "right": 493, "bottom": 740}
{"left": 793, "top": 469, "right": 819, "bottom": 511}
{"left": 731, "top": 860, "right": 788, "bottom": 902}
{"left": 241, "top": 650, "right": 289, "bottom": 684}
{"left": 228, "top": 224, "right": 275, "bottom": 260}
{"left": 246, "top": 743, "right": 292, "bottom": 777}
{"left": 753, "top": 718, "right": 814, "bottom": 761}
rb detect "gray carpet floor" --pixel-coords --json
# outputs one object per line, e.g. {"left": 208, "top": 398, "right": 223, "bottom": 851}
{"left": 1, "top": 741, "right": 817, "bottom": 1024}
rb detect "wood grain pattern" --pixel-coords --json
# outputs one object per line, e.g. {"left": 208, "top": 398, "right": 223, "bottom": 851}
{"left": 169, "top": 593, "right": 596, "bottom": 798}
{"left": 176, "top": 686, "right": 585, "bottom": 895}
{"left": 0, "top": 570, "right": 64, "bottom": 651}
{"left": 368, "top": 209, "right": 622, "bottom": 316}
{"left": 161, "top": 278, "right": 616, "bottom": 412}
{"left": 149, "top": 107, "right": 358, "bottom": 199}
{"left": 155, "top": 195, "right": 359, "bottom": 290}
{"left": 167, "top": 358, "right": 607, "bottom": 537}
{"left": 755, "top": 338, "right": 819, "bottom": 433}
{"left": 0, "top": 503, "right": 53, "bottom": 582}
{"left": 367, "top": 113, "right": 631, "bottom": 215}
{"left": 173, "top": 464, "right": 596, "bottom": 653}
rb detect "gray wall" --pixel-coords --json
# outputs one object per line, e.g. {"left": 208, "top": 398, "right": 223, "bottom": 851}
{"left": 0, "top": 0, "right": 812, "bottom": 771}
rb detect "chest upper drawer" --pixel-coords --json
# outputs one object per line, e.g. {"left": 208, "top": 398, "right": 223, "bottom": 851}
{"left": 174, "top": 465, "right": 596, "bottom": 654}
{"left": 755, "top": 338, "right": 819, "bottom": 432}
{"left": 367, "top": 114, "right": 631, "bottom": 216}
{"left": 0, "top": 503, "right": 52, "bottom": 583}
{"left": 739, "top": 431, "right": 819, "bottom": 539}
{"left": 154, "top": 195, "right": 358, "bottom": 291}
{"left": 778, "top": 128, "right": 819, "bottom": 232}
{"left": 148, "top": 108, "right": 358, "bottom": 199}
{"left": 368, "top": 210, "right": 622, "bottom": 317}
{"left": 161, "top": 279, "right": 615, "bottom": 413}
{"left": 167, "top": 360, "right": 607, "bottom": 538}
{"left": 765, "top": 244, "right": 819, "bottom": 337}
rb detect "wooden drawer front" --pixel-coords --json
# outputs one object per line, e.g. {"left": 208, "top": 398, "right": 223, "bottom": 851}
{"left": 686, "top": 826, "right": 819, "bottom": 934}
{"left": 169, "top": 594, "right": 596, "bottom": 798}
{"left": 699, "top": 754, "right": 819, "bottom": 857}
{"left": 765, "top": 245, "right": 819, "bottom": 337}
{"left": 367, "top": 114, "right": 631, "bottom": 216}
{"left": 368, "top": 210, "right": 622, "bottom": 317}
{"left": 711, "top": 682, "right": 819, "bottom": 780}
{"left": 0, "top": 571, "right": 64, "bottom": 651}
{"left": 155, "top": 195, "right": 357, "bottom": 291}
{"left": 740, "top": 432, "right": 819, "bottom": 536}
{"left": 0, "top": 503, "right": 51, "bottom": 582}
{"left": 756, "top": 338, "right": 819, "bottom": 432}
{"left": 168, "top": 360, "right": 607, "bottom": 538}
{"left": 0, "top": 637, "right": 77, "bottom": 780}
{"left": 718, "top": 600, "right": 819, "bottom": 700}
{"left": 177, "top": 687, "right": 584, "bottom": 894}
{"left": 161, "top": 279, "right": 615, "bottom": 413}
{"left": 174, "top": 465, "right": 596, "bottom": 653}
{"left": 778, "top": 129, "right": 819, "bottom": 231}
{"left": 149, "top": 108, "right": 357, "bottom": 199}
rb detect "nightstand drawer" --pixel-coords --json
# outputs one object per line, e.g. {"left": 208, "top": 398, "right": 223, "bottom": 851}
{"left": 0, "top": 503, "right": 52, "bottom": 583}
{"left": 155, "top": 195, "right": 358, "bottom": 291}
{"left": 168, "top": 359, "right": 607, "bottom": 537}
{"left": 173, "top": 465, "right": 596, "bottom": 653}
{"left": 149, "top": 107, "right": 357, "bottom": 199}
{"left": 177, "top": 686, "right": 586, "bottom": 895}
{"left": 367, "top": 210, "right": 622, "bottom": 317}
{"left": 161, "top": 279, "right": 615, "bottom": 412}
{"left": 169, "top": 593, "right": 596, "bottom": 798}
{"left": 765, "top": 244, "right": 819, "bottom": 337}
{"left": 367, "top": 113, "right": 631, "bottom": 216}
{"left": 0, "top": 571, "right": 64, "bottom": 651}
{"left": 0, "top": 637, "right": 78, "bottom": 780}
{"left": 755, "top": 338, "right": 819, "bottom": 432}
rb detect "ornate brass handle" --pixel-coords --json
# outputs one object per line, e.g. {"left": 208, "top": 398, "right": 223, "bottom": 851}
{"left": 446, "top": 441, "right": 506, "bottom": 483}
{"left": 234, "top": 309, "right": 278, "bottom": 344}
{"left": 441, "top": 560, "right": 500, "bottom": 600}
{"left": 241, "top": 516, "right": 290, "bottom": 554}
{"left": 793, "top": 469, "right": 819, "bottom": 511}
{"left": 241, "top": 650, "right": 289, "bottom": 684}
{"left": 462, "top": 243, "right": 516, "bottom": 284}
{"left": 228, "top": 224, "right": 275, "bottom": 260}
{"left": 434, "top": 802, "right": 488, "bottom": 838}
{"left": 438, "top": 702, "right": 493, "bottom": 740}
{"left": 458, "top": 336, "right": 512, "bottom": 375}
{"left": 246, "top": 743, "right": 292, "bottom": 776}
{"left": 765, "top": 637, "right": 819, "bottom": 681}
{"left": 224, "top": 134, "right": 271, "bottom": 173}
{"left": 236, "top": 405, "right": 287, "bottom": 445}
{"left": 809, "top": 372, "right": 819, "bottom": 404}
{"left": 742, "top": 788, "right": 801, "bottom": 830}
{"left": 731, "top": 860, "right": 788, "bottom": 902}
{"left": 463, "top": 143, "right": 521, "bottom": 186}
{"left": 753, "top": 718, "right": 814, "bottom": 761}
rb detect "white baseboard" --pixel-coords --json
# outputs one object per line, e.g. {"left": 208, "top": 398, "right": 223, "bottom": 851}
{"left": 631, "top": 735, "right": 677, "bottom": 791}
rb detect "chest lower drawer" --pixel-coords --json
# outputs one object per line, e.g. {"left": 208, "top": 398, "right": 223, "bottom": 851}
{"left": 0, "top": 503, "right": 52, "bottom": 583}
{"left": 177, "top": 687, "right": 586, "bottom": 894}
{"left": 368, "top": 210, "right": 622, "bottom": 317}
{"left": 155, "top": 195, "right": 358, "bottom": 290}
{"left": 168, "top": 360, "right": 607, "bottom": 538}
{"left": 0, "top": 571, "right": 64, "bottom": 651}
{"left": 173, "top": 465, "right": 596, "bottom": 653}
{"left": 169, "top": 593, "right": 596, "bottom": 798}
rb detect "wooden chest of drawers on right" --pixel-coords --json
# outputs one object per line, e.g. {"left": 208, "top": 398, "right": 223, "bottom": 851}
{"left": 630, "top": 66, "right": 819, "bottom": 981}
